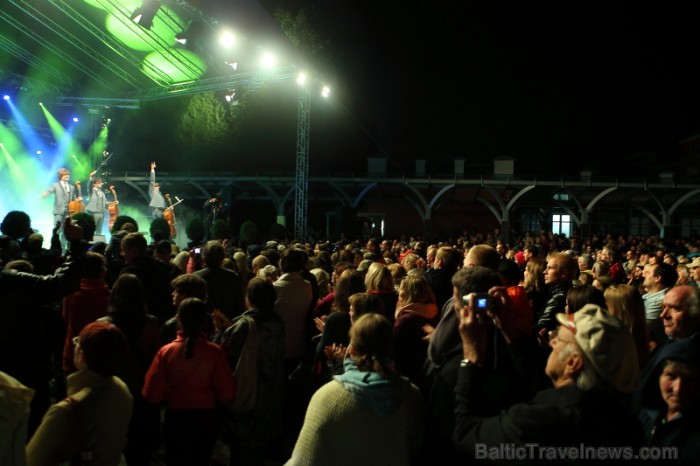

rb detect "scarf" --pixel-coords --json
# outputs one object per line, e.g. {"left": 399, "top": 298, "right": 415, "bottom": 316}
{"left": 334, "top": 357, "right": 409, "bottom": 417}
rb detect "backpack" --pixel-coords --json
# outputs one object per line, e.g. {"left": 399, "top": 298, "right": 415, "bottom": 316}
{"left": 232, "top": 316, "right": 258, "bottom": 412}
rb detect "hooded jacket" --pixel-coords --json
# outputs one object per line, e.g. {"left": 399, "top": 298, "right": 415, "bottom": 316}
{"left": 638, "top": 339, "right": 700, "bottom": 465}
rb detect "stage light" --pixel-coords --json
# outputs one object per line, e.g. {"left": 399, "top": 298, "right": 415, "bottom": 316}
{"left": 35, "top": 150, "right": 42, "bottom": 155}
{"left": 321, "top": 85, "right": 331, "bottom": 98}
{"left": 224, "top": 61, "right": 238, "bottom": 70}
{"left": 2, "top": 95, "right": 9, "bottom": 101}
{"left": 176, "top": 20, "right": 203, "bottom": 47}
{"left": 224, "top": 90, "right": 237, "bottom": 103}
{"left": 296, "top": 72, "right": 307, "bottom": 85}
{"left": 219, "top": 30, "right": 235, "bottom": 48}
{"left": 73, "top": 117, "right": 79, "bottom": 123}
{"left": 260, "top": 52, "right": 277, "bottom": 69}
{"left": 131, "top": 0, "right": 161, "bottom": 30}
{"left": 39, "top": 102, "right": 44, "bottom": 107}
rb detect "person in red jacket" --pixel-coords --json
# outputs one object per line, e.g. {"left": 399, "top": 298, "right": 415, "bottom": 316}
{"left": 143, "top": 298, "right": 237, "bottom": 466}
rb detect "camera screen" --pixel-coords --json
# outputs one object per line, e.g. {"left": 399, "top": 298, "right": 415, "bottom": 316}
{"left": 477, "top": 298, "right": 488, "bottom": 309}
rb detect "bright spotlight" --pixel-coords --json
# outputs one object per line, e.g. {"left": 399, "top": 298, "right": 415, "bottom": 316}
{"left": 321, "top": 85, "right": 331, "bottom": 98}
{"left": 35, "top": 150, "right": 42, "bottom": 155}
{"left": 224, "top": 61, "right": 238, "bottom": 70}
{"left": 2, "top": 95, "right": 9, "bottom": 101}
{"left": 260, "top": 52, "right": 277, "bottom": 69}
{"left": 296, "top": 73, "right": 307, "bottom": 85}
{"left": 39, "top": 102, "right": 44, "bottom": 106}
{"left": 73, "top": 117, "right": 79, "bottom": 123}
{"left": 219, "top": 30, "right": 235, "bottom": 48}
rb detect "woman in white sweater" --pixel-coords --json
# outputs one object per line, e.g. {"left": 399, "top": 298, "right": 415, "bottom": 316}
{"left": 286, "top": 313, "right": 424, "bottom": 466}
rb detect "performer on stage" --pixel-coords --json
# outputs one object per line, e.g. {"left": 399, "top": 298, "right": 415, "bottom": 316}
{"left": 42, "top": 168, "right": 80, "bottom": 226}
{"left": 86, "top": 170, "right": 107, "bottom": 235}
{"left": 149, "top": 161, "right": 166, "bottom": 218}
{"left": 203, "top": 190, "right": 227, "bottom": 240}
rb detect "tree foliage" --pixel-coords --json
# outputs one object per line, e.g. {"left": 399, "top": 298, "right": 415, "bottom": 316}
{"left": 239, "top": 220, "right": 260, "bottom": 244}
{"left": 274, "top": 7, "right": 328, "bottom": 57}
{"left": 186, "top": 218, "right": 206, "bottom": 244}
{"left": 177, "top": 92, "right": 233, "bottom": 153}
{"left": 210, "top": 219, "right": 232, "bottom": 241}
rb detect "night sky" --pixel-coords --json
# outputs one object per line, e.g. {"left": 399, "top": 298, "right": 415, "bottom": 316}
{"left": 3, "top": 1, "right": 700, "bottom": 178}
{"left": 252, "top": 1, "right": 700, "bottom": 178}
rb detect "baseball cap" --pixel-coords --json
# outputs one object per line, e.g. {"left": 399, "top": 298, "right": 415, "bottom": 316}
{"left": 556, "top": 304, "right": 640, "bottom": 393}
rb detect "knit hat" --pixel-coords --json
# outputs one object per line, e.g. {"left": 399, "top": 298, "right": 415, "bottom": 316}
{"left": 556, "top": 304, "right": 639, "bottom": 393}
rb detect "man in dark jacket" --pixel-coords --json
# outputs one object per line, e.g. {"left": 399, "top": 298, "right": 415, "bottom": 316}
{"left": 454, "top": 301, "right": 643, "bottom": 460}
{"left": 0, "top": 218, "right": 85, "bottom": 433}
{"left": 425, "top": 246, "right": 462, "bottom": 312}
{"left": 536, "top": 252, "right": 578, "bottom": 341}
{"left": 119, "top": 232, "right": 173, "bottom": 323}
{"left": 194, "top": 241, "right": 245, "bottom": 319}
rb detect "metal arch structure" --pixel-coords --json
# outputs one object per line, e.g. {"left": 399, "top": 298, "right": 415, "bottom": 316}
{"left": 104, "top": 172, "right": 700, "bottom": 238}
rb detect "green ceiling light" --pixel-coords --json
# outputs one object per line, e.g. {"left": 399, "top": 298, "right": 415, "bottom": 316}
{"left": 142, "top": 49, "right": 206, "bottom": 83}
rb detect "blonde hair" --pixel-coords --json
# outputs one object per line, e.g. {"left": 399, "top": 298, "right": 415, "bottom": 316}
{"left": 604, "top": 284, "right": 649, "bottom": 368}
{"left": 365, "top": 262, "right": 394, "bottom": 292}
{"left": 399, "top": 275, "right": 436, "bottom": 306}
{"left": 401, "top": 253, "right": 421, "bottom": 271}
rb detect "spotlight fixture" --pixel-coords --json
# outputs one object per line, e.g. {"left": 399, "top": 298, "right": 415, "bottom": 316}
{"left": 73, "top": 117, "right": 79, "bottom": 123}
{"left": 321, "top": 85, "right": 331, "bottom": 98}
{"left": 224, "top": 90, "right": 237, "bottom": 103}
{"left": 35, "top": 150, "right": 42, "bottom": 155}
{"left": 131, "top": 0, "right": 161, "bottom": 30}
{"left": 176, "top": 20, "right": 203, "bottom": 46}
{"left": 2, "top": 95, "right": 9, "bottom": 101}
{"left": 224, "top": 61, "right": 238, "bottom": 70}
{"left": 296, "top": 72, "right": 307, "bottom": 85}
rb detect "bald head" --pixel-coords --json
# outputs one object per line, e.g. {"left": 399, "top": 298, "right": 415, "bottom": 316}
{"left": 463, "top": 245, "right": 500, "bottom": 271}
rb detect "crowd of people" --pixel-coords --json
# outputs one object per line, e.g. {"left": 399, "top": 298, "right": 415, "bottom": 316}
{"left": 1, "top": 208, "right": 699, "bottom": 466}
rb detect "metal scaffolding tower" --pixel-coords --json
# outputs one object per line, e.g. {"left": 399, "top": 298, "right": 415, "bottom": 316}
{"left": 294, "top": 84, "right": 310, "bottom": 241}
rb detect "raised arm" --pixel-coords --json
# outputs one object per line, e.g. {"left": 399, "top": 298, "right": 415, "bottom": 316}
{"left": 149, "top": 162, "right": 156, "bottom": 191}
{"left": 1, "top": 218, "right": 85, "bottom": 298}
